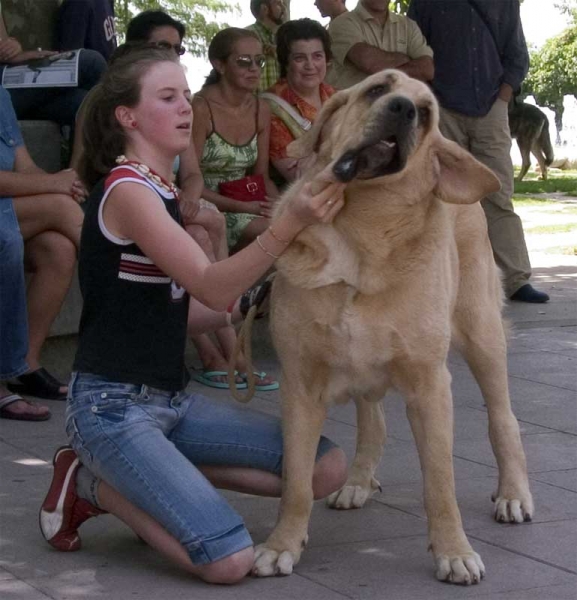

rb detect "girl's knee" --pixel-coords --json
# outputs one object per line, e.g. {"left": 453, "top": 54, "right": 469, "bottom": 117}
{"left": 198, "top": 546, "right": 254, "bottom": 584}
{"left": 312, "top": 447, "right": 348, "bottom": 500}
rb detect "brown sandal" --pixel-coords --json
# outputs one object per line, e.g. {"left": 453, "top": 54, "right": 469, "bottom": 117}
{"left": 0, "top": 393, "right": 52, "bottom": 421}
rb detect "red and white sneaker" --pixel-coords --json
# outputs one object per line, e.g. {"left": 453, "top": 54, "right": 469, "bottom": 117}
{"left": 39, "top": 446, "right": 106, "bottom": 551}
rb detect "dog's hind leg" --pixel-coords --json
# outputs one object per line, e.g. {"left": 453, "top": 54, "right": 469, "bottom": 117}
{"left": 516, "top": 142, "right": 532, "bottom": 181}
{"left": 455, "top": 307, "right": 534, "bottom": 524}
{"left": 532, "top": 142, "right": 548, "bottom": 180}
{"left": 396, "top": 361, "right": 485, "bottom": 584}
{"left": 327, "top": 397, "right": 385, "bottom": 509}
{"left": 253, "top": 377, "right": 328, "bottom": 577}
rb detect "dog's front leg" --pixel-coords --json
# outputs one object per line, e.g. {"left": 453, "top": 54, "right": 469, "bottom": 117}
{"left": 253, "top": 384, "right": 327, "bottom": 577}
{"left": 327, "top": 397, "right": 385, "bottom": 509}
{"left": 401, "top": 363, "right": 485, "bottom": 585}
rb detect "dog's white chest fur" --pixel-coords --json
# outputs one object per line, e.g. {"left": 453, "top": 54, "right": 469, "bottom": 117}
{"left": 320, "top": 288, "right": 394, "bottom": 404}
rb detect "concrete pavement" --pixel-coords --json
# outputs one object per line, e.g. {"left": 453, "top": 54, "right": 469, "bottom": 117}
{"left": 1, "top": 248, "right": 576, "bottom": 600}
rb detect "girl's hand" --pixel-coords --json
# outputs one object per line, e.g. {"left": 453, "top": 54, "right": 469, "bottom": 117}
{"left": 286, "top": 181, "right": 346, "bottom": 227}
{"left": 52, "top": 168, "right": 85, "bottom": 200}
{"left": 179, "top": 198, "right": 201, "bottom": 224}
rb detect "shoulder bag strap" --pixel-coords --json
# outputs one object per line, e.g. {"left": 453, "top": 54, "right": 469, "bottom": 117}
{"left": 260, "top": 92, "right": 312, "bottom": 139}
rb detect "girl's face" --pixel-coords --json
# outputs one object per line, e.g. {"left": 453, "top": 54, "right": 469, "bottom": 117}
{"left": 147, "top": 26, "right": 185, "bottom": 58}
{"left": 124, "top": 61, "right": 192, "bottom": 156}
{"left": 286, "top": 38, "right": 327, "bottom": 93}
{"left": 217, "top": 37, "right": 264, "bottom": 93}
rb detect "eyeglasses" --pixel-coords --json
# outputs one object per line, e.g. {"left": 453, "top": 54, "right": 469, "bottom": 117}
{"left": 154, "top": 41, "right": 186, "bottom": 56}
{"left": 235, "top": 54, "right": 266, "bottom": 69}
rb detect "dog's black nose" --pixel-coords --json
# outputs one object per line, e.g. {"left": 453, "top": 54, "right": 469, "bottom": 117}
{"left": 333, "top": 150, "right": 359, "bottom": 182}
{"left": 387, "top": 97, "right": 416, "bottom": 123}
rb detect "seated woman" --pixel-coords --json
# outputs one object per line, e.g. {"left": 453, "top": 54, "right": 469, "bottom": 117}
{"left": 0, "top": 85, "right": 85, "bottom": 400}
{"left": 0, "top": 11, "right": 106, "bottom": 128}
{"left": 264, "top": 19, "right": 336, "bottom": 184}
{"left": 192, "top": 27, "right": 279, "bottom": 254}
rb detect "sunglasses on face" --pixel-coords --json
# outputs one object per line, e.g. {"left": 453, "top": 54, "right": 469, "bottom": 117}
{"left": 235, "top": 54, "right": 266, "bottom": 69}
{"left": 154, "top": 41, "right": 186, "bottom": 56}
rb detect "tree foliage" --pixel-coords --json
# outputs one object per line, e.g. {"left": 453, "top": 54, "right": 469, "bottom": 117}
{"left": 115, "top": 0, "right": 241, "bottom": 56}
{"left": 522, "top": 14, "right": 577, "bottom": 135}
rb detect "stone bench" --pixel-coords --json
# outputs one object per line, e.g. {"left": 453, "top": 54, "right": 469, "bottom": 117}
{"left": 19, "top": 120, "right": 83, "bottom": 337}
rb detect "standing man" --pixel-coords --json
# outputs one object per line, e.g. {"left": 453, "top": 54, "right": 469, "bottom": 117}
{"left": 315, "top": 0, "right": 348, "bottom": 22}
{"left": 246, "top": 0, "right": 286, "bottom": 91}
{"left": 326, "top": 0, "right": 433, "bottom": 90}
{"left": 57, "top": 0, "right": 116, "bottom": 61}
{"left": 408, "top": 0, "right": 549, "bottom": 303}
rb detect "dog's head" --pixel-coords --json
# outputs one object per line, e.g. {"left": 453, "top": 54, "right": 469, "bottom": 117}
{"left": 288, "top": 70, "right": 500, "bottom": 204}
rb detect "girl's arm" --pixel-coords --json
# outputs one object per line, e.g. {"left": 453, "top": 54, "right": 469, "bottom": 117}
{"left": 253, "top": 101, "right": 279, "bottom": 199}
{"left": 0, "top": 145, "right": 84, "bottom": 200}
{"left": 104, "top": 179, "right": 345, "bottom": 311}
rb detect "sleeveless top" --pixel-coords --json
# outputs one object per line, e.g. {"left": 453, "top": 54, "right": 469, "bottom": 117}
{"left": 197, "top": 95, "right": 259, "bottom": 191}
{"left": 74, "top": 165, "right": 190, "bottom": 392}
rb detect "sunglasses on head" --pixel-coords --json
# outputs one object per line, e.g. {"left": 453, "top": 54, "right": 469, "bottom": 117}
{"left": 154, "top": 41, "right": 186, "bottom": 56}
{"left": 235, "top": 54, "right": 266, "bottom": 69}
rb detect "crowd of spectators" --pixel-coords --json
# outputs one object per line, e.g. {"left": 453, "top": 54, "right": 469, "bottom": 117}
{"left": 0, "top": 0, "right": 548, "bottom": 416}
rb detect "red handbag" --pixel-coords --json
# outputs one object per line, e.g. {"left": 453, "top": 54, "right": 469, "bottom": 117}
{"left": 219, "top": 174, "right": 267, "bottom": 202}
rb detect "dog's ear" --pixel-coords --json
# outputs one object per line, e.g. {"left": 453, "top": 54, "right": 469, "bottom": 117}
{"left": 287, "top": 90, "right": 349, "bottom": 159}
{"left": 432, "top": 135, "right": 501, "bottom": 204}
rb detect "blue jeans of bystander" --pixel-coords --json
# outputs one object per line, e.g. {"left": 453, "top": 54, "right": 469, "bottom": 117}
{"left": 0, "top": 197, "right": 28, "bottom": 379}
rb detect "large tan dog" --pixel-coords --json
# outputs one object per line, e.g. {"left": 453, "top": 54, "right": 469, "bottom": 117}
{"left": 253, "top": 70, "right": 534, "bottom": 584}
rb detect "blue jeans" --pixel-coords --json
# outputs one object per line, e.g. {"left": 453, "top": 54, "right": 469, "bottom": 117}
{"left": 66, "top": 372, "right": 337, "bottom": 565}
{"left": 2, "top": 49, "right": 107, "bottom": 126}
{"left": 0, "top": 197, "right": 28, "bottom": 379}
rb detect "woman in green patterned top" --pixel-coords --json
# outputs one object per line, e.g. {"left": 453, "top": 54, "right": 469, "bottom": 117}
{"left": 192, "top": 27, "right": 279, "bottom": 253}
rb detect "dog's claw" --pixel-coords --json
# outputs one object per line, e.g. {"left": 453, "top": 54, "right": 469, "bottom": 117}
{"left": 435, "top": 552, "right": 485, "bottom": 585}
{"left": 493, "top": 494, "right": 534, "bottom": 524}
{"left": 253, "top": 544, "right": 298, "bottom": 577}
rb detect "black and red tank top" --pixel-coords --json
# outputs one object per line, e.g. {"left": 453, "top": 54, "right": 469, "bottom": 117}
{"left": 74, "top": 166, "right": 190, "bottom": 391}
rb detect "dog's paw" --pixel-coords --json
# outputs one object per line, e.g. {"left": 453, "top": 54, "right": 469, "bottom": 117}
{"left": 435, "top": 552, "right": 485, "bottom": 585}
{"left": 326, "top": 477, "right": 381, "bottom": 509}
{"left": 252, "top": 544, "right": 299, "bottom": 577}
{"left": 492, "top": 493, "right": 534, "bottom": 523}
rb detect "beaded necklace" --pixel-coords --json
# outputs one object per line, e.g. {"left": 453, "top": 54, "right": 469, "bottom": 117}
{"left": 115, "top": 155, "right": 179, "bottom": 197}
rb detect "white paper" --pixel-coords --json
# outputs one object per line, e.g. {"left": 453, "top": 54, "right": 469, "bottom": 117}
{"left": 2, "top": 50, "right": 79, "bottom": 88}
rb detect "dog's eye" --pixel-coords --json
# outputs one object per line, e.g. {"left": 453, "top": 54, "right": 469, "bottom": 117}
{"left": 365, "top": 84, "right": 389, "bottom": 100}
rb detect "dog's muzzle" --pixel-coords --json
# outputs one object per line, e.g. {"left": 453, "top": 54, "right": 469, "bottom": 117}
{"left": 332, "top": 95, "right": 417, "bottom": 182}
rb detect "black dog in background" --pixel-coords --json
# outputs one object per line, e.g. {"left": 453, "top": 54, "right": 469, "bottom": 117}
{"left": 509, "top": 100, "right": 554, "bottom": 181}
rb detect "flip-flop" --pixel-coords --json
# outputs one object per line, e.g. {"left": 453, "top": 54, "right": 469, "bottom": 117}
{"left": 190, "top": 370, "right": 248, "bottom": 390}
{"left": 240, "top": 371, "right": 279, "bottom": 392}
{"left": 0, "top": 393, "right": 52, "bottom": 421}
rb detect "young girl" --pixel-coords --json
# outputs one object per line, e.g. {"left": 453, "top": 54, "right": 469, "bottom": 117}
{"left": 39, "top": 45, "right": 347, "bottom": 584}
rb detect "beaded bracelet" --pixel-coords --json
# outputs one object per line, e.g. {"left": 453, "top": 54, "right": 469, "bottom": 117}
{"left": 268, "top": 225, "right": 290, "bottom": 245}
{"left": 256, "top": 235, "right": 280, "bottom": 259}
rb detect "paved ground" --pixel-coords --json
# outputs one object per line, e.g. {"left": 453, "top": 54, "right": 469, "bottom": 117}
{"left": 1, "top": 227, "right": 576, "bottom": 599}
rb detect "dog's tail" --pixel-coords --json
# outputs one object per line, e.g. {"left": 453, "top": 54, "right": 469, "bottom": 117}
{"left": 539, "top": 119, "right": 555, "bottom": 166}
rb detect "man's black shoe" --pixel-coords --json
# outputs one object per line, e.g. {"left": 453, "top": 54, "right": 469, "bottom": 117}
{"left": 509, "top": 284, "right": 550, "bottom": 304}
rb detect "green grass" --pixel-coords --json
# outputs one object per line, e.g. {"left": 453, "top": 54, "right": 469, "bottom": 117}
{"left": 513, "top": 170, "right": 577, "bottom": 196}
{"left": 544, "top": 245, "right": 577, "bottom": 255}
{"left": 526, "top": 223, "right": 577, "bottom": 235}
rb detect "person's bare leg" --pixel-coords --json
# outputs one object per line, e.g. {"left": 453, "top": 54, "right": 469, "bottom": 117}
{"left": 231, "top": 217, "right": 270, "bottom": 253}
{"left": 186, "top": 223, "right": 216, "bottom": 262}
{"left": 13, "top": 194, "right": 83, "bottom": 250}
{"left": 95, "top": 446, "right": 345, "bottom": 582}
{"left": 97, "top": 480, "right": 254, "bottom": 584}
{"left": 24, "top": 233, "right": 75, "bottom": 385}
